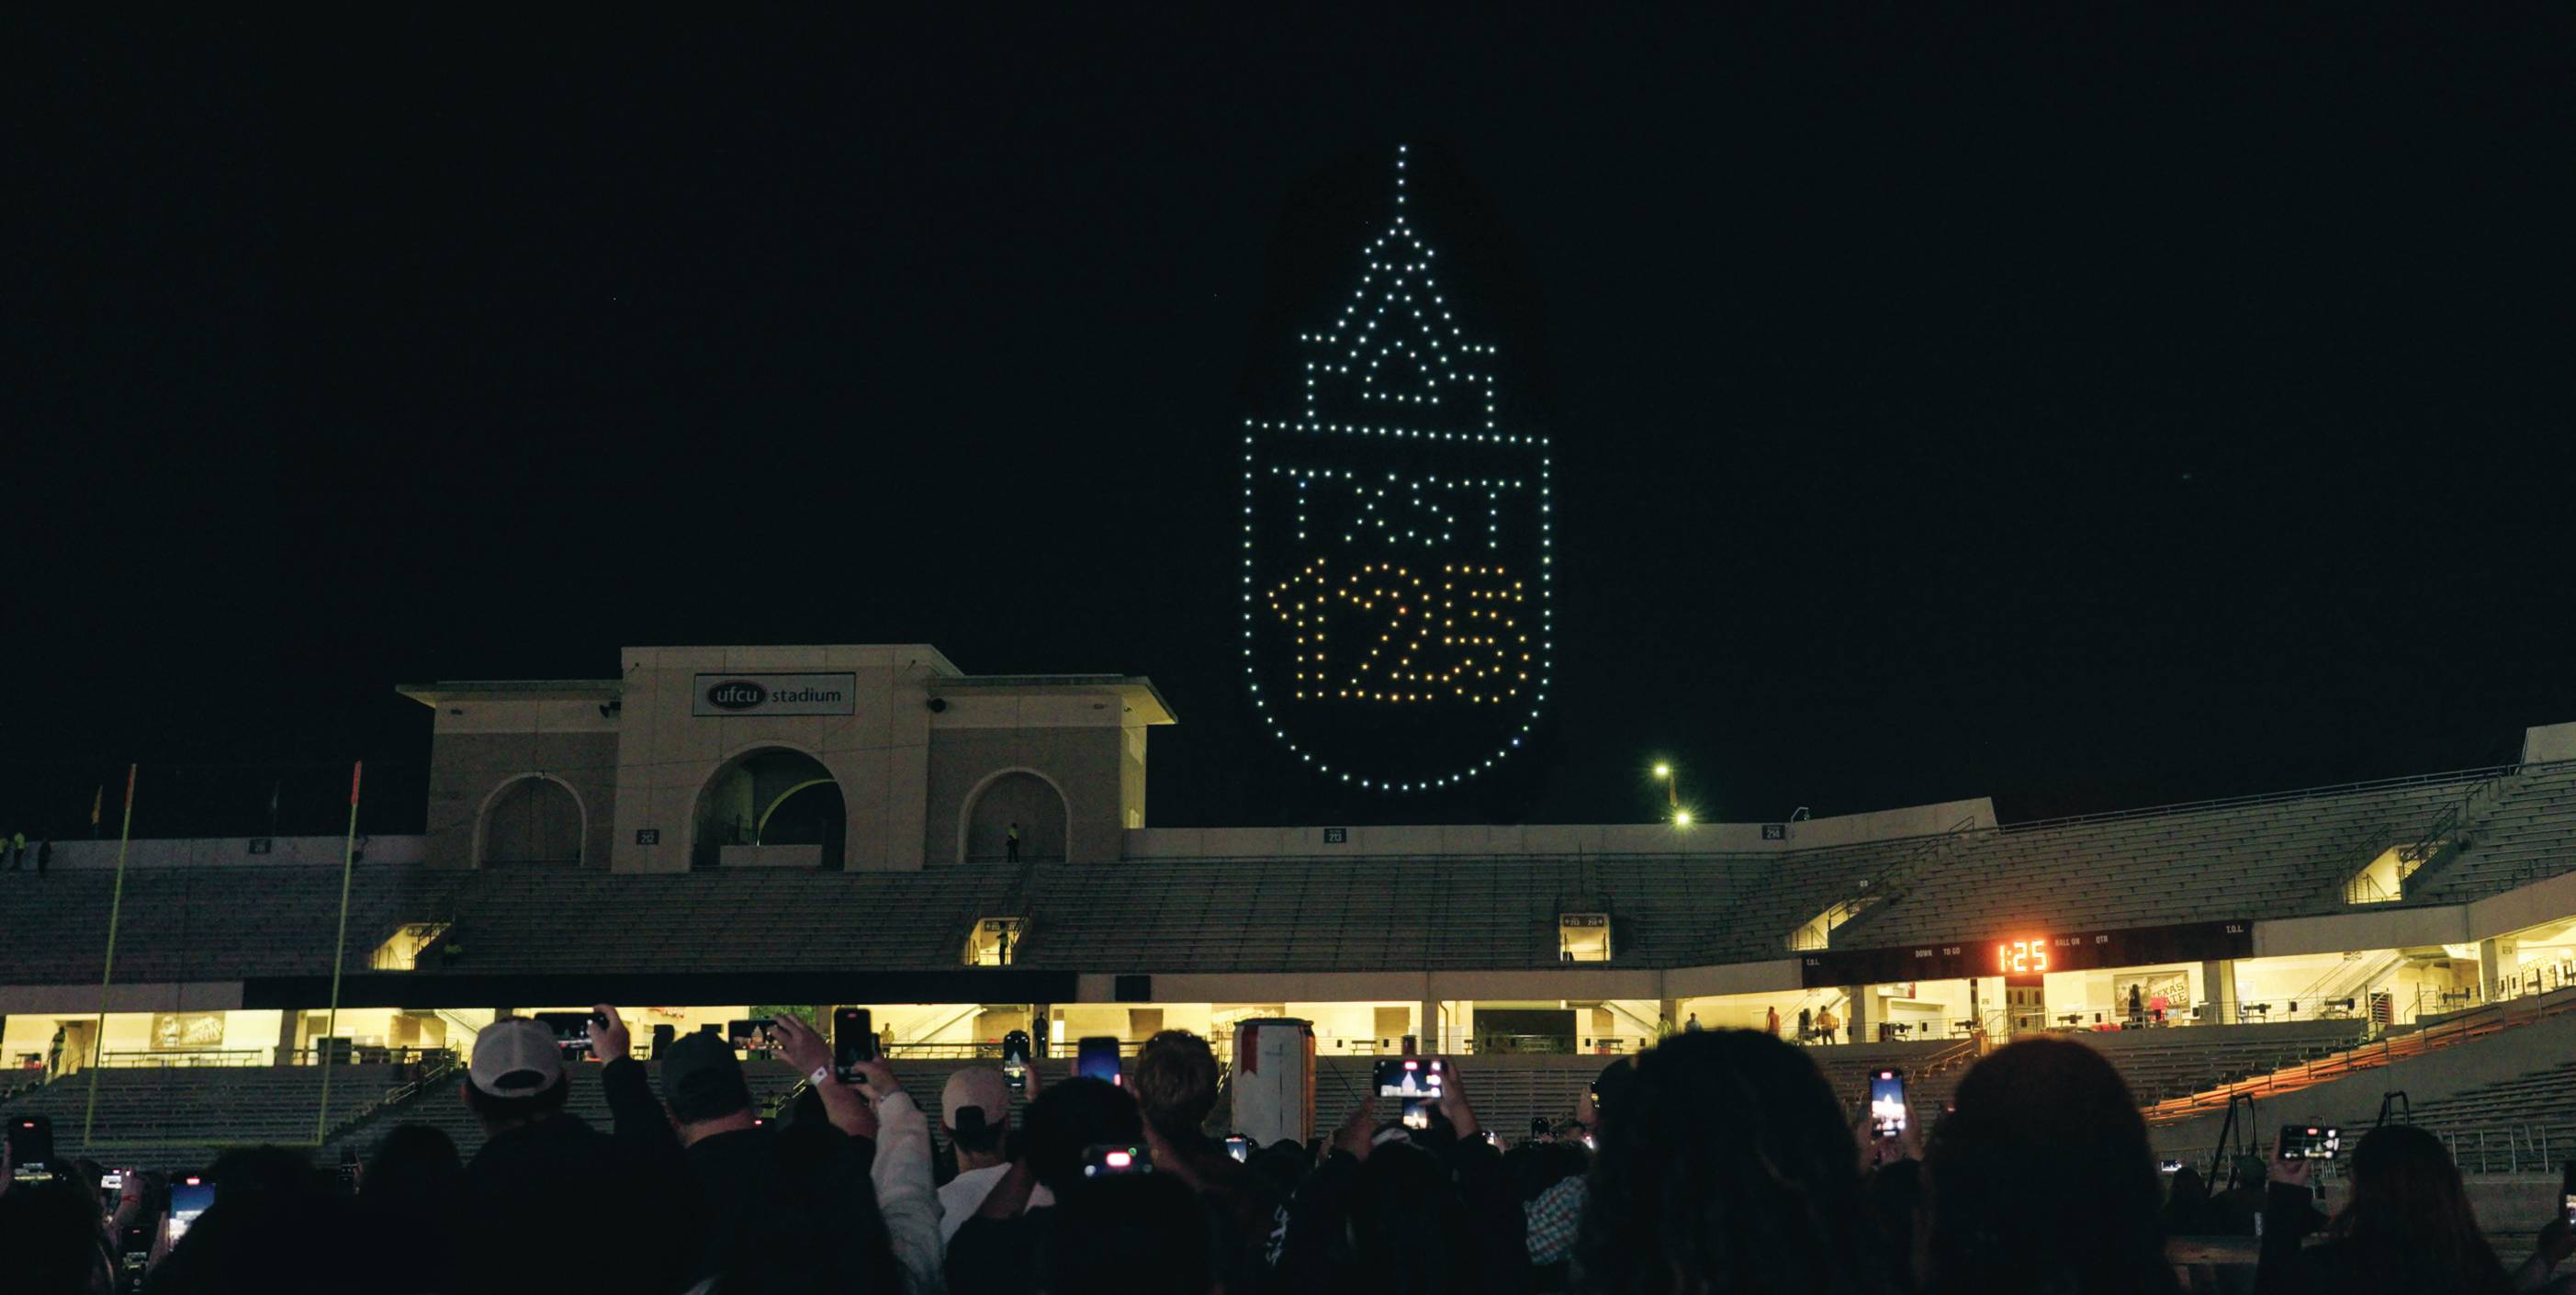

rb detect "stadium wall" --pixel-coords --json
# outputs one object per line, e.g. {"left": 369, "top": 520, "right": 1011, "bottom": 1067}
{"left": 1120, "top": 796, "right": 1996, "bottom": 859}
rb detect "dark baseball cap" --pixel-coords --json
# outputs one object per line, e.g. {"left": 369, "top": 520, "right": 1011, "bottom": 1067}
{"left": 662, "top": 1030, "right": 753, "bottom": 1119}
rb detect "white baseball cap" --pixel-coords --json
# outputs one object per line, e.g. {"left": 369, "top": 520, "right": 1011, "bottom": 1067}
{"left": 941, "top": 1066, "right": 1011, "bottom": 1132}
{"left": 467, "top": 1019, "right": 566, "bottom": 1097}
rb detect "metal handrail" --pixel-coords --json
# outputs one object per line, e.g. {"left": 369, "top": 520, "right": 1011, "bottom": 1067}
{"left": 2143, "top": 984, "right": 2576, "bottom": 1124}
{"left": 287, "top": 1045, "right": 457, "bottom": 1068}
{"left": 325, "top": 1053, "right": 464, "bottom": 1148}
{"left": 94, "top": 1049, "right": 273, "bottom": 1069}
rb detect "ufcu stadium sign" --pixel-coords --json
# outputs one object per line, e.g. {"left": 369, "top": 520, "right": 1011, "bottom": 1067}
{"left": 691, "top": 672, "right": 858, "bottom": 717}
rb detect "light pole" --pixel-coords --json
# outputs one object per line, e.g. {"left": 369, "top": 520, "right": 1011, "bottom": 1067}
{"left": 1651, "top": 762, "right": 1681, "bottom": 822}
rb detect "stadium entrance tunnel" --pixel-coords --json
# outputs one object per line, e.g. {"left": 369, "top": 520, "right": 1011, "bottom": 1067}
{"left": 961, "top": 769, "right": 1067, "bottom": 864}
{"left": 478, "top": 774, "right": 584, "bottom": 867}
{"left": 694, "top": 747, "right": 845, "bottom": 871}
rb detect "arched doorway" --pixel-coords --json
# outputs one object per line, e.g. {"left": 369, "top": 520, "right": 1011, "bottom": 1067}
{"left": 694, "top": 747, "right": 844, "bottom": 871}
{"left": 961, "top": 770, "right": 1068, "bottom": 864}
{"left": 479, "top": 775, "right": 584, "bottom": 867}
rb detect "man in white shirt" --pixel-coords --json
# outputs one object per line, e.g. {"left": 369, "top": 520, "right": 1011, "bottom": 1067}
{"left": 936, "top": 1065, "right": 1052, "bottom": 1244}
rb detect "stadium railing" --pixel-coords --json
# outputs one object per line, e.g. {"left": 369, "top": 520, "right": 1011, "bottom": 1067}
{"left": 2141, "top": 982, "right": 2576, "bottom": 1123}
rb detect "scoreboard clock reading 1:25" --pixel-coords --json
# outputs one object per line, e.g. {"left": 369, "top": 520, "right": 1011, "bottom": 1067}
{"left": 1797, "top": 920, "right": 2254, "bottom": 988}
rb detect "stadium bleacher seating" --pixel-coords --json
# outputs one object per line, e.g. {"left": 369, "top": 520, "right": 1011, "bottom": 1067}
{"left": 1831, "top": 773, "right": 2497, "bottom": 951}
{"left": 2399, "top": 760, "right": 2576, "bottom": 905}
{"left": 0, "top": 866, "right": 459, "bottom": 983}
{"left": 1, "top": 761, "right": 2567, "bottom": 985}
{"left": 0, "top": 1064, "right": 405, "bottom": 1169}
{"left": 2034, "top": 1020, "right": 2367, "bottom": 1105}
{"left": 2403, "top": 1060, "right": 2576, "bottom": 1139}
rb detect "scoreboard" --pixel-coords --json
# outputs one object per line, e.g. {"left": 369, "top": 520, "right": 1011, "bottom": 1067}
{"left": 1798, "top": 919, "right": 2254, "bottom": 988}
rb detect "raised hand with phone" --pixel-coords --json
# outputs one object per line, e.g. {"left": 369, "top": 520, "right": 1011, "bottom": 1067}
{"left": 1432, "top": 1057, "right": 1479, "bottom": 1139}
{"left": 587, "top": 1003, "right": 630, "bottom": 1064}
{"left": 771, "top": 1011, "right": 881, "bottom": 1140}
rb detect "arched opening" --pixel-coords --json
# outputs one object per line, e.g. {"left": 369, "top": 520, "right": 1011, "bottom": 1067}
{"left": 480, "top": 776, "right": 584, "bottom": 868}
{"left": 962, "top": 770, "right": 1068, "bottom": 864}
{"left": 694, "top": 747, "right": 844, "bottom": 871}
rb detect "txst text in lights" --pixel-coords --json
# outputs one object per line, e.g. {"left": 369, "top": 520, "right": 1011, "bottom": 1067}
{"left": 1239, "top": 144, "right": 1554, "bottom": 792}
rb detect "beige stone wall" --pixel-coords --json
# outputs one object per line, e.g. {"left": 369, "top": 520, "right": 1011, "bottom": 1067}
{"left": 421, "top": 647, "right": 1158, "bottom": 873}
{"left": 925, "top": 726, "right": 1127, "bottom": 866}
{"left": 607, "top": 645, "right": 951, "bottom": 873}
{"left": 422, "top": 727, "right": 619, "bottom": 870}
{"left": 1120, "top": 721, "right": 1149, "bottom": 829}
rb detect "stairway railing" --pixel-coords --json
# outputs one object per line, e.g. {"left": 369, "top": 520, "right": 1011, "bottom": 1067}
{"left": 320, "top": 1052, "right": 463, "bottom": 1149}
{"left": 2142, "top": 982, "right": 2576, "bottom": 1125}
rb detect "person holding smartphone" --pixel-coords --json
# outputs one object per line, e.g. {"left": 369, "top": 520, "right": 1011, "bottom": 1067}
{"left": 2255, "top": 1124, "right": 2561, "bottom": 1295}
{"left": 774, "top": 1012, "right": 944, "bottom": 1295}
{"left": 1273, "top": 1058, "right": 1520, "bottom": 1293}
{"left": 448, "top": 1014, "right": 693, "bottom": 1295}
{"left": 594, "top": 1006, "right": 924, "bottom": 1295}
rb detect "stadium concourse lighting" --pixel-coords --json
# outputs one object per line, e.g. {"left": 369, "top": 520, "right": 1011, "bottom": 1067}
{"left": 1672, "top": 809, "right": 1693, "bottom": 827}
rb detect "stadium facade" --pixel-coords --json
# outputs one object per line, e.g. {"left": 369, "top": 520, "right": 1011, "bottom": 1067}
{"left": 6, "top": 643, "right": 2576, "bottom": 1160}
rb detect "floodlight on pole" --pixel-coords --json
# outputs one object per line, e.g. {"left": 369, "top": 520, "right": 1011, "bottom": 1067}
{"left": 1650, "top": 760, "right": 1689, "bottom": 824}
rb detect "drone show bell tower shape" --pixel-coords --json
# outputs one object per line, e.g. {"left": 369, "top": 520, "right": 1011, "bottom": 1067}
{"left": 1240, "top": 145, "right": 1553, "bottom": 794}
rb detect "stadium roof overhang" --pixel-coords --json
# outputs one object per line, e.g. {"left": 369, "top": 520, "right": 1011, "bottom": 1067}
{"left": 931, "top": 673, "right": 1177, "bottom": 725}
{"left": 239, "top": 968, "right": 1080, "bottom": 1011}
{"left": 396, "top": 680, "right": 625, "bottom": 705}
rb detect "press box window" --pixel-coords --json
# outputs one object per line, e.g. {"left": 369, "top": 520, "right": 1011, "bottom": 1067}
{"left": 1558, "top": 913, "right": 1612, "bottom": 963}
{"left": 966, "top": 918, "right": 1029, "bottom": 966}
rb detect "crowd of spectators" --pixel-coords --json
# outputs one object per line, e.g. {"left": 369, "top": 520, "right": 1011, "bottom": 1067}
{"left": 5, "top": 1019, "right": 2574, "bottom": 1294}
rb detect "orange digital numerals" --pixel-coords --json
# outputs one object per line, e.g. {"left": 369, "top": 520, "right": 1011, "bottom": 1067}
{"left": 1997, "top": 939, "right": 2050, "bottom": 974}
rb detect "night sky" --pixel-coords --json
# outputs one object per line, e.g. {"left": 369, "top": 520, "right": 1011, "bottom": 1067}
{"left": 11, "top": 8, "right": 2573, "bottom": 839}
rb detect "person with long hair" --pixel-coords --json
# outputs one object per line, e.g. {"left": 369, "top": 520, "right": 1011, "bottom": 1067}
{"left": 1573, "top": 1028, "right": 1888, "bottom": 1294}
{"left": 2256, "top": 1122, "right": 2533, "bottom": 1295}
{"left": 1919, "top": 1037, "right": 2177, "bottom": 1295}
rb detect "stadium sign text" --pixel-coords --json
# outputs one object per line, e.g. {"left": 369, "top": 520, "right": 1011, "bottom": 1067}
{"left": 691, "top": 673, "right": 858, "bottom": 717}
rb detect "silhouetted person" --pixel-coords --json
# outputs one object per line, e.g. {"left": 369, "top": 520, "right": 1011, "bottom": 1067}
{"left": 2159, "top": 1164, "right": 2210, "bottom": 1237}
{"left": 0, "top": 1177, "right": 115, "bottom": 1293}
{"left": 950, "top": 1076, "right": 1146, "bottom": 1295}
{"left": 2256, "top": 1122, "right": 2538, "bottom": 1295}
{"left": 1921, "top": 1037, "right": 2178, "bottom": 1295}
{"left": 452, "top": 1019, "right": 691, "bottom": 1295}
{"left": 356, "top": 1124, "right": 461, "bottom": 1295}
{"left": 1007, "top": 822, "right": 1022, "bottom": 863}
{"left": 1578, "top": 1028, "right": 1888, "bottom": 1295}
{"left": 1041, "top": 1172, "right": 1218, "bottom": 1295}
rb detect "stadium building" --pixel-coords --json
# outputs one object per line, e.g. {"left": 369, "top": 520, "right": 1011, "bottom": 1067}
{"left": 6, "top": 643, "right": 2576, "bottom": 1185}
